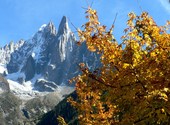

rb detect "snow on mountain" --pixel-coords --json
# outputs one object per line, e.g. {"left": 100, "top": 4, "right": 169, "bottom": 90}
{"left": 7, "top": 16, "right": 75, "bottom": 84}
{"left": 39, "top": 24, "right": 47, "bottom": 31}
{"left": 7, "top": 73, "right": 74, "bottom": 100}
{"left": 7, "top": 21, "right": 56, "bottom": 76}
{"left": 0, "top": 16, "right": 101, "bottom": 125}
{"left": 0, "top": 40, "right": 24, "bottom": 65}
{"left": 1, "top": 16, "right": 99, "bottom": 98}
{"left": 7, "top": 79, "right": 35, "bottom": 100}
{"left": 0, "top": 64, "right": 7, "bottom": 74}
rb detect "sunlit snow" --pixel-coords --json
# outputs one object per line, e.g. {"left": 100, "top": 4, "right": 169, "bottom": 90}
{"left": 39, "top": 24, "right": 47, "bottom": 31}
{"left": 0, "top": 64, "right": 7, "bottom": 74}
{"left": 6, "top": 72, "right": 74, "bottom": 100}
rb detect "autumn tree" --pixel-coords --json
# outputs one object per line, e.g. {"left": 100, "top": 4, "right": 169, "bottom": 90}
{"left": 68, "top": 7, "right": 170, "bottom": 125}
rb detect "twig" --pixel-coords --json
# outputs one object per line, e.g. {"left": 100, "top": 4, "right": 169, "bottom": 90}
{"left": 113, "top": 13, "right": 118, "bottom": 26}
{"left": 90, "top": 0, "right": 94, "bottom": 7}
{"left": 77, "top": 64, "right": 117, "bottom": 88}
{"left": 68, "top": 17, "right": 78, "bottom": 31}
{"left": 81, "top": 6, "right": 88, "bottom": 10}
{"left": 111, "top": 13, "right": 118, "bottom": 31}
{"left": 136, "top": 0, "right": 143, "bottom": 12}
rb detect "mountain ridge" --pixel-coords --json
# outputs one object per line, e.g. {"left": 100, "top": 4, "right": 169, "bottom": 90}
{"left": 0, "top": 16, "right": 100, "bottom": 124}
{"left": 4, "top": 16, "right": 99, "bottom": 91}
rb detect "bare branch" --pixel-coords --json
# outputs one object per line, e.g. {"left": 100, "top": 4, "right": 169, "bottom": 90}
{"left": 136, "top": 0, "right": 143, "bottom": 12}
{"left": 68, "top": 17, "right": 78, "bottom": 31}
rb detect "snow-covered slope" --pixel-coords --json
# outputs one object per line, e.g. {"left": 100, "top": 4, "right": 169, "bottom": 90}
{"left": 6, "top": 70, "right": 74, "bottom": 100}
{"left": 0, "top": 64, "right": 7, "bottom": 74}
{"left": 7, "top": 78, "right": 74, "bottom": 100}
{"left": 0, "top": 40, "right": 24, "bottom": 65}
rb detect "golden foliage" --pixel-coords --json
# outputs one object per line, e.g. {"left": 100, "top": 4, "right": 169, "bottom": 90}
{"left": 57, "top": 116, "right": 68, "bottom": 125}
{"left": 69, "top": 7, "right": 170, "bottom": 125}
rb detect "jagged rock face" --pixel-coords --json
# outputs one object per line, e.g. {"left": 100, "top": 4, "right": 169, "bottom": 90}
{"left": 22, "top": 55, "right": 36, "bottom": 81}
{"left": 7, "top": 22, "right": 57, "bottom": 74}
{"left": 46, "top": 16, "right": 78, "bottom": 84}
{"left": 34, "top": 79, "right": 58, "bottom": 92}
{"left": 6, "top": 16, "right": 100, "bottom": 90}
{"left": 45, "top": 16, "right": 100, "bottom": 85}
{"left": 0, "top": 40, "right": 24, "bottom": 65}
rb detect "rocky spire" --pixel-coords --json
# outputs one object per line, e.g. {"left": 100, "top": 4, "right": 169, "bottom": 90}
{"left": 57, "top": 16, "right": 70, "bottom": 36}
{"left": 45, "top": 21, "right": 57, "bottom": 35}
{"left": 38, "top": 21, "right": 56, "bottom": 35}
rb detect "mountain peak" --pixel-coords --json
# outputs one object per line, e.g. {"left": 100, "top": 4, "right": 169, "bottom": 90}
{"left": 38, "top": 21, "right": 56, "bottom": 35}
{"left": 57, "top": 16, "right": 70, "bottom": 35}
{"left": 46, "top": 21, "right": 56, "bottom": 35}
{"left": 47, "top": 21, "right": 54, "bottom": 27}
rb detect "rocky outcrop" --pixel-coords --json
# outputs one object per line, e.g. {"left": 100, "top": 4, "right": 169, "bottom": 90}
{"left": 22, "top": 55, "right": 36, "bottom": 81}
{"left": 0, "top": 40, "right": 24, "bottom": 65}
{"left": 0, "top": 75, "right": 10, "bottom": 94}
{"left": 34, "top": 79, "right": 58, "bottom": 92}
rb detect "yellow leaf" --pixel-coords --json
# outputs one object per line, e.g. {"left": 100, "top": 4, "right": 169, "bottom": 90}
{"left": 123, "top": 63, "right": 130, "bottom": 69}
{"left": 88, "top": 46, "right": 96, "bottom": 52}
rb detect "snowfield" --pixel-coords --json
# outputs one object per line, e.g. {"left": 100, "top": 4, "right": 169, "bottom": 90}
{"left": 0, "top": 64, "right": 7, "bottom": 74}
{"left": 7, "top": 76, "right": 74, "bottom": 100}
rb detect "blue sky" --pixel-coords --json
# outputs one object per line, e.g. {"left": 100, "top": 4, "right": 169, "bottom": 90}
{"left": 0, "top": 0, "right": 170, "bottom": 47}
